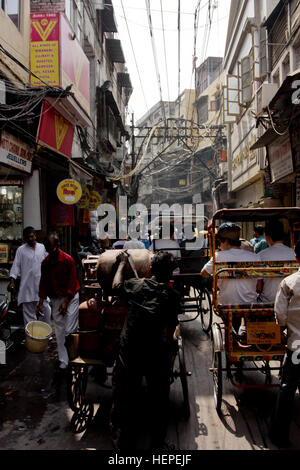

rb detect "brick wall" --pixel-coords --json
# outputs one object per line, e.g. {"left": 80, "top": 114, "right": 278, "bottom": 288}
{"left": 30, "top": 0, "right": 65, "bottom": 12}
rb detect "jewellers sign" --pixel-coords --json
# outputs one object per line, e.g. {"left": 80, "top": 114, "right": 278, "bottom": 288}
{"left": 0, "top": 131, "right": 33, "bottom": 174}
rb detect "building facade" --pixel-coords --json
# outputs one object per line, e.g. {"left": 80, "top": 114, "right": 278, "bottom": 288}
{"left": 0, "top": 0, "right": 133, "bottom": 293}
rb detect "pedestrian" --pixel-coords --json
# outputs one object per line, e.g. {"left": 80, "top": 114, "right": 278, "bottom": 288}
{"left": 250, "top": 225, "right": 268, "bottom": 253}
{"left": 269, "top": 239, "right": 300, "bottom": 447}
{"left": 8, "top": 226, "right": 51, "bottom": 327}
{"left": 109, "top": 251, "right": 180, "bottom": 451}
{"left": 36, "top": 232, "right": 80, "bottom": 374}
{"left": 258, "top": 220, "right": 295, "bottom": 302}
{"left": 201, "top": 223, "right": 260, "bottom": 346}
{"left": 123, "top": 235, "right": 145, "bottom": 249}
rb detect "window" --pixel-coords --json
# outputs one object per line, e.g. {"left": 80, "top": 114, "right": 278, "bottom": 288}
{"left": 210, "top": 93, "right": 221, "bottom": 112}
{"left": 65, "top": 0, "right": 83, "bottom": 42}
{"left": 260, "top": 26, "right": 267, "bottom": 77}
{"left": 241, "top": 55, "right": 252, "bottom": 104}
{"left": 197, "top": 96, "right": 208, "bottom": 124}
{"left": 1, "top": 0, "right": 20, "bottom": 30}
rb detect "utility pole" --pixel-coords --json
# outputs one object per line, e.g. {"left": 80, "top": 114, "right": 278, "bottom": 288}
{"left": 131, "top": 113, "right": 135, "bottom": 171}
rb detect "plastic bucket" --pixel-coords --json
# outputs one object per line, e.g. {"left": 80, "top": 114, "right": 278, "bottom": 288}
{"left": 25, "top": 321, "right": 52, "bottom": 353}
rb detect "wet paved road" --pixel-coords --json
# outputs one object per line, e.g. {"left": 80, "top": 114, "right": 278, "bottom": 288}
{"left": 0, "top": 311, "right": 300, "bottom": 451}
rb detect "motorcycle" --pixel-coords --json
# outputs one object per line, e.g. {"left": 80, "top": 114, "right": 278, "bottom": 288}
{"left": 0, "top": 294, "right": 19, "bottom": 352}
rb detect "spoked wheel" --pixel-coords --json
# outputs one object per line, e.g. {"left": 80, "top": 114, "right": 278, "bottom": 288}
{"left": 67, "top": 365, "right": 89, "bottom": 411}
{"left": 200, "top": 287, "right": 212, "bottom": 333}
{"left": 70, "top": 402, "right": 94, "bottom": 433}
{"left": 177, "top": 336, "right": 190, "bottom": 419}
{"left": 212, "top": 344, "right": 223, "bottom": 413}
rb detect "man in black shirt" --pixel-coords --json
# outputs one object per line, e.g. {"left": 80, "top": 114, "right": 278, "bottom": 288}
{"left": 110, "top": 251, "right": 181, "bottom": 450}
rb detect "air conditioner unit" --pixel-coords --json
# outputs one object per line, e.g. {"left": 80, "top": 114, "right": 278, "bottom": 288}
{"left": 256, "top": 83, "right": 278, "bottom": 114}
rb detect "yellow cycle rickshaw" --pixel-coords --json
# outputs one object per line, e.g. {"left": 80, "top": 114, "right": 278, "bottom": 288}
{"left": 209, "top": 207, "right": 300, "bottom": 412}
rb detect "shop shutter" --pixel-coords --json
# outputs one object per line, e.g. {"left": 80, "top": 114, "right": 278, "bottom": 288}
{"left": 269, "top": 4, "right": 287, "bottom": 68}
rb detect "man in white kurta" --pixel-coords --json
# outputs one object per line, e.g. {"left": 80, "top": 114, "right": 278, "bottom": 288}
{"left": 8, "top": 226, "right": 51, "bottom": 326}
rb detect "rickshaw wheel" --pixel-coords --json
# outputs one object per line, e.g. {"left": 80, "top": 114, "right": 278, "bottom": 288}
{"left": 71, "top": 402, "right": 94, "bottom": 433}
{"left": 200, "top": 287, "right": 213, "bottom": 333}
{"left": 177, "top": 336, "right": 190, "bottom": 419}
{"left": 67, "top": 365, "right": 89, "bottom": 411}
{"left": 212, "top": 346, "right": 223, "bottom": 413}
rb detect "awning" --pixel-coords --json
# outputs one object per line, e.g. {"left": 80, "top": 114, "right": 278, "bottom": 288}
{"left": 250, "top": 128, "right": 278, "bottom": 150}
{"left": 106, "top": 39, "right": 125, "bottom": 63}
{"left": 263, "top": 0, "right": 285, "bottom": 28}
{"left": 117, "top": 72, "right": 132, "bottom": 89}
{"left": 46, "top": 94, "right": 92, "bottom": 128}
{"left": 105, "top": 90, "right": 129, "bottom": 137}
{"left": 268, "top": 67, "right": 300, "bottom": 112}
{"left": 100, "top": 4, "right": 117, "bottom": 32}
{"left": 69, "top": 159, "right": 93, "bottom": 187}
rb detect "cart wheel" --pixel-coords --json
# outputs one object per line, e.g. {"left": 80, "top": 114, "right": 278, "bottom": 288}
{"left": 212, "top": 344, "right": 223, "bottom": 413}
{"left": 177, "top": 336, "right": 190, "bottom": 419}
{"left": 200, "top": 287, "right": 213, "bottom": 333}
{"left": 67, "top": 365, "right": 89, "bottom": 412}
{"left": 71, "top": 402, "right": 94, "bottom": 433}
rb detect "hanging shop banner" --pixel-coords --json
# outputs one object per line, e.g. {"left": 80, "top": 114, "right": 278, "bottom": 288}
{"left": 30, "top": 12, "right": 60, "bottom": 87}
{"left": 50, "top": 202, "right": 74, "bottom": 227}
{"left": 76, "top": 186, "right": 90, "bottom": 208}
{"left": 0, "top": 131, "right": 33, "bottom": 174}
{"left": 268, "top": 138, "right": 293, "bottom": 183}
{"left": 56, "top": 179, "right": 82, "bottom": 205}
{"left": 37, "top": 100, "right": 75, "bottom": 158}
{"left": 30, "top": 12, "right": 90, "bottom": 115}
{"left": 60, "top": 14, "right": 90, "bottom": 115}
{"left": 89, "top": 191, "right": 101, "bottom": 210}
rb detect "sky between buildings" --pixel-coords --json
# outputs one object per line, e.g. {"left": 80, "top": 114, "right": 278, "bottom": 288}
{"left": 112, "top": 0, "right": 231, "bottom": 122}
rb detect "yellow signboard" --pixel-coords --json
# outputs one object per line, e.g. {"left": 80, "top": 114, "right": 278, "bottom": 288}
{"left": 57, "top": 179, "right": 82, "bottom": 205}
{"left": 247, "top": 322, "right": 281, "bottom": 345}
{"left": 89, "top": 191, "right": 101, "bottom": 210}
{"left": 30, "top": 41, "right": 59, "bottom": 86}
{"left": 77, "top": 186, "right": 90, "bottom": 208}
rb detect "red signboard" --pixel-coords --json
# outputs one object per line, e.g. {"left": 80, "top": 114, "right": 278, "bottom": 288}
{"left": 50, "top": 202, "right": 74, "bottom": 227}
{"left": 37, "top": 100, "right": 75, "bottom": 158}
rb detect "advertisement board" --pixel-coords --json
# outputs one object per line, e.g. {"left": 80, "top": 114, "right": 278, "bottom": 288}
{"left": 60, "top": 14, "right": 90, "bottom": 115}
{"left": 0, "top": 131, "right": 33, "bottom": 174}
{"left": 37, "top": 100, "right": 75, "bottom": 158}
{"left": 30, "top": 12, "right": 90, "bottom": 116}
{"left": 30, "top": 12, "right": 60, "bottom": 87}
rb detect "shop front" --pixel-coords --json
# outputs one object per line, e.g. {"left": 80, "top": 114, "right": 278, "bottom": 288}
{"left": 0, "top": 130, "right": 34, "bottom": 295}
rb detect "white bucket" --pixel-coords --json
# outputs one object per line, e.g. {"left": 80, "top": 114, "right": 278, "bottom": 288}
{"left": 25, "top": 321, "right": 52, "bottom": 354}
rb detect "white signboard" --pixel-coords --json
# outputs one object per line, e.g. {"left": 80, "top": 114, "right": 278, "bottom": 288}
{"left": 268, "top": 139, "right": 293, "bottom": 183}
{"left": 0, "top": 131, "right": 33, "bottom": 174}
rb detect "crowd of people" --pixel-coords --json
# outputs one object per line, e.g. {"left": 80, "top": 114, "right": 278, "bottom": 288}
{"left": 6, "top": 218, "right": 300, "bottom": 450}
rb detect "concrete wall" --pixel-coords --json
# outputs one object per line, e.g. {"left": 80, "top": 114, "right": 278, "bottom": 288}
{"left": 0, "top": 1, "right": 31, "bottom": 85}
